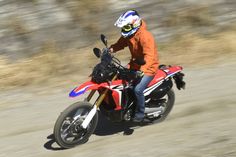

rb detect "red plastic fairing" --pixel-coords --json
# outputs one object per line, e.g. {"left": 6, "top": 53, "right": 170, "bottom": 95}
{"left": 69, "top": 80, "right": 125, "bottom": 97}
{"left": 147, "top": 66, "right": 183, "bottom": 87}
{"left": 148, "top": 70, "right": 166, "bottom": 87}
{"left": 163, "top": 66, "right": 183, "bottom": 78}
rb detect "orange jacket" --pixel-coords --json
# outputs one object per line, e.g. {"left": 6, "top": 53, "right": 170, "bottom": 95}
{"left": 111, "top": 20, "right": 159, "bottom": 76}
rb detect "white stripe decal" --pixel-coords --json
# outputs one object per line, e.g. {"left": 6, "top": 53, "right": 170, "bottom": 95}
{"left": 76, "top": 84, "right": 93, "bottom": 94}
{"left": 113, "top": 89, "right": 122, "bottom": 106}
{"left": 143, "top": 70, "right": 181, "bottom": 96}
{"left": 144, "top": 81, "right": 163, "bottom": 96}
{"left": 144, "top": 80, "right": 163, "bottom": 93}
{"left": 165, "top": 70, "right": 181, "bottom": 79}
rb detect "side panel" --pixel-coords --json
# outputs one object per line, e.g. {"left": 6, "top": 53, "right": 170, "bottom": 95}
{"left": 148, "top": 79, "right": 173, "bottom": 99}
{"left": 104, "top": 84, "right": 124, "bottom": 110}
{"left": 148, "top": 70, "right": 167, "bottom": 87}
{"left": 145, "top": 65, "right": 183, "bottom": 96}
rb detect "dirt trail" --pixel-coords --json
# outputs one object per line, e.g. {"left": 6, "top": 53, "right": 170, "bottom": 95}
{"left": 0, "top": 62, "right": 236, "bottom": 157}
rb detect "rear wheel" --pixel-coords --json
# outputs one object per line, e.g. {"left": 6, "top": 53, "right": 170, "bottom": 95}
{"left": 53, "top": 102, "right": 98, "bottom": 148}
{"left": 148, "top": 89, "right": 175, "bottom": 123}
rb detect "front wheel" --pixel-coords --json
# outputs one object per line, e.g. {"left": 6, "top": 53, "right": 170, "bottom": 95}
{"left": 53, "top": 102, "right": 98, "bottom": 148}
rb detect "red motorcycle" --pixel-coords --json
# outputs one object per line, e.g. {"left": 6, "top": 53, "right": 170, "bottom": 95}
{"left": 53, "top": 35, "right": 185, "bottom": 148}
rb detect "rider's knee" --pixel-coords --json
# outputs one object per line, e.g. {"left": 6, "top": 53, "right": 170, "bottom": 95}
{"left": 134, "top": 86, "right": 143, "bottom": 95}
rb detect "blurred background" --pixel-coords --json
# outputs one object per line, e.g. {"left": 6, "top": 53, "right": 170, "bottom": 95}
{"left": 0, "top": 0, "right": 235, "bottom": 89}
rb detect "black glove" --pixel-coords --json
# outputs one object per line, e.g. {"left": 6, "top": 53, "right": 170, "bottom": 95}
{"left": 136, "top": 71, "right": 144, "bottom": 79}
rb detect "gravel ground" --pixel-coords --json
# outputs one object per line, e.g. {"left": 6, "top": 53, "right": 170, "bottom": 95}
{"left": 0, "top": 61, "right": 235, "bottom": 157}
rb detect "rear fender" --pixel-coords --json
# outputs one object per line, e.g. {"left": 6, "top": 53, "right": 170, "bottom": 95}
{"left": 163, "top": 65, "right": 185, "bottom": 90}
{"left": 163, "top": 66, "right": 183, "bottom": 78}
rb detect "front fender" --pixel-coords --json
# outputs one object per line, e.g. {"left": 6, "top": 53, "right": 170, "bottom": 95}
{"left": 69, "top": 81, "right": 99, "bottom": 97}
{"left": 69, "top": 80, "right": 124, "bottom": 97}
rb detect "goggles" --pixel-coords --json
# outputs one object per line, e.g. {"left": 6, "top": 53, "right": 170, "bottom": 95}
{"left": 122, "top": 24, "right": 133, "bottom": 32}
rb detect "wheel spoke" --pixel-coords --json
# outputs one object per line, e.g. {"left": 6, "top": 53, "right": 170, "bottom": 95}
{"left": 61, "top": 132, "right": 69, "bottom": 141}
{"left": 60, "top": 112, "right": 89, "bottom": 143}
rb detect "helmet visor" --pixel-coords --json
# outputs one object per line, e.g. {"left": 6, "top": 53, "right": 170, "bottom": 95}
{"left": 121, "top": 24, "right": 133, "bottom": 32}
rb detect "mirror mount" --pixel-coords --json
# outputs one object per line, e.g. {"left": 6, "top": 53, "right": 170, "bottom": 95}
{"left": 100, "top": 34, "right": 108, "bottom": 48}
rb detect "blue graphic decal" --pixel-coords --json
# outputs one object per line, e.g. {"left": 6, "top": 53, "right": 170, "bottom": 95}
{"left": 124, "top": 11, "right": 135, "bottom": 18}
{"left": 69, "top": 86, "right": 91, "bottom": 97}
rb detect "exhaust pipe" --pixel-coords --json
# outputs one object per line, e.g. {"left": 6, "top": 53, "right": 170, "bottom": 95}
{"left": 145, "top": 106, "right": 165, "bottom": 118}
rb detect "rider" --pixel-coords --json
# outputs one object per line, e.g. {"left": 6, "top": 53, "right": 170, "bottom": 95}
{"left": 109, "top": 10, "right": 159, "bottom": 122}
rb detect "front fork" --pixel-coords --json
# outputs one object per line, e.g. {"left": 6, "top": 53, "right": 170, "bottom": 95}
{"left": 81, "top": 75, "right": 117, "bottom": 129}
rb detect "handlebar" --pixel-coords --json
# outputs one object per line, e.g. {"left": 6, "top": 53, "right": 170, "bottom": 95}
{"left": 92, "top": 34, "right": 144, "bottom": 82}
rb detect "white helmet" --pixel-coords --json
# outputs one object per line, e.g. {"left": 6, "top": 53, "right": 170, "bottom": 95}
{"left": 114, "top": 10, "right": 142, "bottom": 38}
